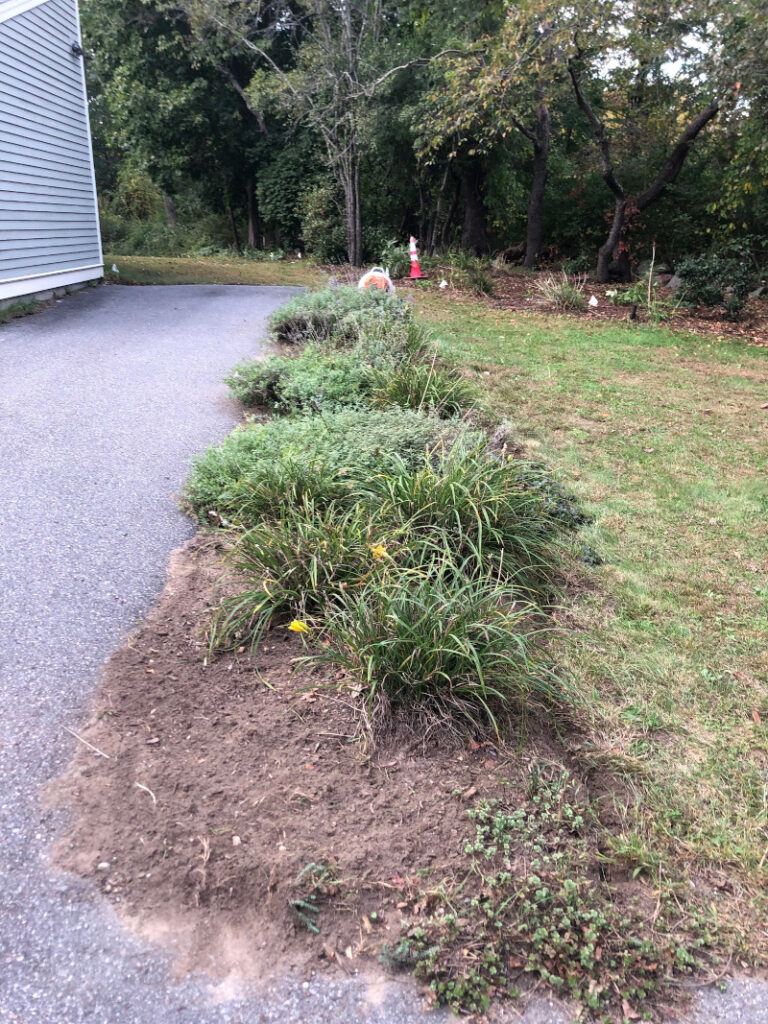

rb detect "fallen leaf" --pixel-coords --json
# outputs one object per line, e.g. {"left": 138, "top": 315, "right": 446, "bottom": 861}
{"left": 752, "top": 708, "right": 762, "bottom": 725}
{"left": 462, "top": 786, "right": 477, "bottom": 801}
{"left": 145, "top": 668, "right": 155, "bottom": 675}
{"left": 622, "top": 999, "right": 640, "bottom": 1020}
{"left": 344, "top": 946, "right": 354, "bottom": 959}
{"left": 761, "top": 402, "right": 768, "bottom": 409}
{"left": 643, "top": 447, "right": 655, "bottom": 453}
{"left": 484, "top": 759, "right": 495, "bottom": 769}
{"left": 362, "top": 915, "right": 372, "bottom": 934}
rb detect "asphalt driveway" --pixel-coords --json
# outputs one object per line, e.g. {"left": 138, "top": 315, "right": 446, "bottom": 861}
{"left": 0, "top": 284, "right": 763, "bottom": 1023}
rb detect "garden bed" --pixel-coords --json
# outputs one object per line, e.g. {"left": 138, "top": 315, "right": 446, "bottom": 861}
{"left": 50, "top": 534, "right": 567, "bottom": 991}
{"left": 51, "top": 284, "right": 761, "bottom": 1020}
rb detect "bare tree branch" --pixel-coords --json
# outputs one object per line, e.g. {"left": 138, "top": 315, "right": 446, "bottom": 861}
{"left": 568, "top": 60, "right": 624, "bottom": 200}
{"left": 636, "top": 101, "right": 719, "bottom": 210}
{"left": 221, "top": 66, "right": 269, "bottom": 134}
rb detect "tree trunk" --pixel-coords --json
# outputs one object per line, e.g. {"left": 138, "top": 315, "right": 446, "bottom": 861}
{"left": 341, "top": 146, "right": 363, "bottom": 267}
{"left": 441, "top": 173, "right": 461, "bottom": 249}
{"left": 523, "top": 105, "right": 550, "bottom": 269}
{"left": 429, "top": 163, "right": 451, "bottom": 255}
{"left": 246, "top": 178, "right": 259, "bottom": 249}
{"left": 461, "top": 164, "right": 489, "bottom": 255}
{"left": 569, "top": 61, "right": 719, "bottom": 282}
{"left": 596, "top": 197, "right": 627, "bottom": 282}
{"left": 163, "top": 195, "right": 177, "bottom": 227}
{"left": 226, "top": 201, "right": 242, "bottom": 254}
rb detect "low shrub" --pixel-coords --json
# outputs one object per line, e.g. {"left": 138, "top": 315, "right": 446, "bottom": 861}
{"left": 676, "top": 252, "right": 754, "bottom": 319}
{"left": 184, "top": 407, "right": 457, "bottom": 527}
{"left": 534, "top": 271, "right": 587, "bottom": 312}
{"left": 379, "top": 239, "right": 412, "bottom": 280}
{"left": 269, "top": 286, "right": 410, "bottom": 345}
{"left": 304, "top": 554, "right": 561, "bottom": 738}
{"left": 368, "top": 361, "right": 477, "bottom": 418}
{"left": 226, "top": 347, "right": 372, "bottom": 411}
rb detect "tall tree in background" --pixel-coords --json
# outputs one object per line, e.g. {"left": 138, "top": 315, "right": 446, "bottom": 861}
{"left": 417, "top": 1, "right": 565, "bottom": 267}
{"left": 175, "top": 0, "right": 459, "bottom": 266}
{"left": 563, "top": 1, "right": 723, "bottom": 280}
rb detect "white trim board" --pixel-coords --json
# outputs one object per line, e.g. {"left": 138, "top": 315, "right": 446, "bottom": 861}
{"left": 0, "top": 263, "right": 103, "bottom": 301}
{"left": 0, "top": 0, "right": 54, "bottom": 25}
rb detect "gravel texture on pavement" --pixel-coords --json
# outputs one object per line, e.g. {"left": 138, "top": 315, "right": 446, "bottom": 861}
{"left": 0, "top": 284, "right": 764, "bottom": 1024}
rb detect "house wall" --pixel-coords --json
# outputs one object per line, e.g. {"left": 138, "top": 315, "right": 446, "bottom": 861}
{"left": 0, "top": 0, "right": 103, "bottom": 302}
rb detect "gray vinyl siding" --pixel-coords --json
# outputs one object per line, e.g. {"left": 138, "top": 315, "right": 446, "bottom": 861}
{"left": 0, "top": 0, "right": 102, "bottom": 287}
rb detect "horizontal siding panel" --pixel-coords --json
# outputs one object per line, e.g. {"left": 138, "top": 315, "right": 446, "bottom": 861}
{"left": 0, "top": 236, "right": 100, "bottom": 253}
{"left": 0, "top": 210, "right": 98, "bottom": 225}
{"left": 0, "top": 249, "right": 101, "bottom": 275}
{"left": 7, "top": 1, "right": 77, "bottom": 49}
{"left": 2, "top": 53, "right": 83, "bottom": 106}
{"left": 0, "top": 193, "right": 97, "bottom": 210}
{"left": 2, "top": 231, "right": 99, "bottom": 244}
{"left": 17, "top": 12, "right": 78, "bottom": 55}
{"left": 1, "top": 92, "right": 89, "bottom": 138}
{"left": 1, "top": 108, "right": 90, "bottom": 150}
{"left": 1, "top": 120, "right": 89, "bottom": 152}
{"left": 3, "top": 30, "right": 82, "bottom": 84}
{"left": 0, "top": 174, "right": 96, "bottom": 196}
{"left": 0, "top": 129, "right": 93, "bottom": 168}
{"left": 2, "top": 151, "right": 93, "bottom": 182}
{"left": 1, "top": 68, "right": 89, "bottom": 127}
{"left": 0, "top": 198, "right": 99, "bottom": 216}
{"left": 0, "top": 0, "right": 102, "bottom": 285}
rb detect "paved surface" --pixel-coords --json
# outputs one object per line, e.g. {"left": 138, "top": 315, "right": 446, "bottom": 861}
{"left": 0, "top": 285, "right": 764, "bottom": 1024}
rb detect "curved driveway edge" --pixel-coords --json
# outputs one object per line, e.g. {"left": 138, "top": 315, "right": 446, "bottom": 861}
{"left": 0, "top": 285, "right": 764, "bottom": 1023}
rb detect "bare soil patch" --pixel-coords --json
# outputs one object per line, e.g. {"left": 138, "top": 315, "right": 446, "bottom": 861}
{"left": 48, "top": 535, "right": 564, "bottom": 990}
{"left": 488, "top": 274, "right": 768, "bottom": 345}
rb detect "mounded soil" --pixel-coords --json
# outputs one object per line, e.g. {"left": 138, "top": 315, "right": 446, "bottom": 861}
{"left": 48, "top": 535, "right": 567, "bottom": 992}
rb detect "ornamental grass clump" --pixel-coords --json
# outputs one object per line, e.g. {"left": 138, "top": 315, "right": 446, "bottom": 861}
{"left": 368, "top": 361, "right": 478, "bottom": 418}
{"left": 356, "top": 442, "right": 571, "bottom": 600}
{"left": 534, "top": 272, "right": 587, "bottom": 312}
{"left": 304, "top": 553, "right": 565, "bottom": 739}
{"left": 183, "top": 407, "right": 459, "bottom": 527}
{"left": 211, "top": 499, "right": 396, "bottom": 648}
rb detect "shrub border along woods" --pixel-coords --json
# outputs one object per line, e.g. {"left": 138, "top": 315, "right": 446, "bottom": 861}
{"left": 185, "top": 284, "right": 588, "bottom": 741}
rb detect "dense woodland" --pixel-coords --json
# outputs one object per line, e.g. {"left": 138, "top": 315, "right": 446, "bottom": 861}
{"left": 83, "top": 0, "right": 768, "bottom": 280}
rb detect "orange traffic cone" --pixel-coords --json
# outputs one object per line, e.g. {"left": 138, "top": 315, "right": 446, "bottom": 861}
{"left": 409, "top": 236, "right": 422, "bottom": 279}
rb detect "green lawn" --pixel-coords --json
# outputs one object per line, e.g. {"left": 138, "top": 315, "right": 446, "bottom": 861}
{"left": 426, "top": 301, "right": 768, "bottom": 923}
{"left": 104, "top": 253, "right": 324, "bottom": 288}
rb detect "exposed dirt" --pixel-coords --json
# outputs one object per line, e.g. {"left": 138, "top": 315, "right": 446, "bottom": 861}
{"left": 487, "top": 273, "right": 768, "bottom": 345}
{"left": 48, "top": 535, "right": 565, "bottom": 990}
